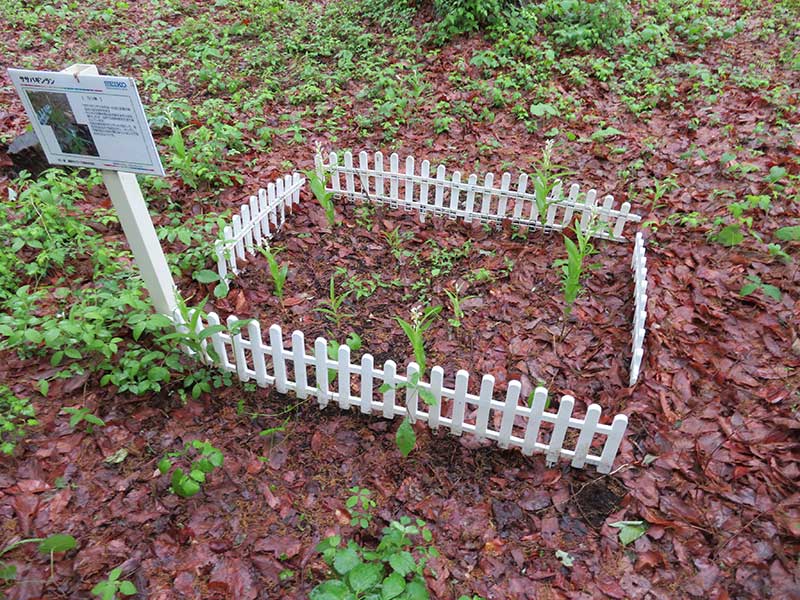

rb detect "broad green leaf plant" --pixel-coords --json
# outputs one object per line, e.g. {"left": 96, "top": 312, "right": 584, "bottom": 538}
{"left": 158, "top": 440, "right": 224, "bottom": 498}
{"left": 312, "top": 516, "right": 437, "bottom": 600}
{"left": 91, "top": 567, "right": 137, "bottom": 600}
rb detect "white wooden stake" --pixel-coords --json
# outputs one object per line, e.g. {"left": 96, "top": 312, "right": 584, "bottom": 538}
{"left": 102, "top": 170, "right": 178, "bottom": 316}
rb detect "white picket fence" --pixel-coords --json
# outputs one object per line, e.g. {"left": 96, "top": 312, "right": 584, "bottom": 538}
{"left": 201, "top": 153, "right": 653, "bottom": 471}
{"left": 629, "top": 232, "right": 647, "bottom": 386}
{"left": 214, "top": 173, "right": 304, "bottom": 280}
{"left": 315, "top": 150, "right": 641, "bottom": 241}
{"left": 177, "top": 311, "right": 628, "bottom": 473}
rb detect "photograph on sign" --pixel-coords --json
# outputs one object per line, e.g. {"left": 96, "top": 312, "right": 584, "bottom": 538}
{"left": 7, "top": 68, "right": 165, "bottom": 176}
{"left": 28, "top": 91, "right": 99, "bottom": 156}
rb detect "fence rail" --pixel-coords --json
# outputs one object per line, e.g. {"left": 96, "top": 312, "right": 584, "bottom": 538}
{"left": 178, "top": 310, "right": 628, "bottom": 473}
{"left": 629, "top": 232, "right": 647, "bottom": 386}
{"left": 316, "top": 150, "right": 641, "bottom": 241}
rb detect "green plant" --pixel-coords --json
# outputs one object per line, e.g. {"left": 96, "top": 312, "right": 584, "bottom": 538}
{"left": 258, "top": 245, "right": 289, "bottom": 301}
{"left": 465, "top": 267, "right": 493, "bottom": 283}
{"left": 776, "top": 226, "right": 800, "bottom": 242}
{"left": 555, "top": 222, "right": 596, "bottom": 321}
{"left": 158, "top": 439, "right": 224, "bottom": 498}
{"left": 328, "top": 333, "right": 363, "bottom": 383}
{"left": 535, "top": 0, "right": 632, "bottom": 50}
{"left": 161, "top": 118, "right": 243, "bottom": 190}
{"left": 740, "top": 274, "right": 782, "bottom": 301}
{"left": 530, "top": 140, "right": 574, "bottom": 225}
{"left": 158, "top": 294, "right": 251, "bottom": 366}
{"left": 444, "top": 285, "right": 475, "bottom": 328}
{"left": 312, "top": 516, "right": 437, "bottom": 600}
{"left": 0, "top": 169, "right": 98, "bottom": 300}
{"left": 0, "top": 386, "right": 37, "bottom": 454}
{"left": 306, "top": 168, "right": 337, "bottom": 228}
{"left": 193, "top": 268, "right": 229, "bottom": 298}
{"left": 394, "top": 305, "right": 442, "bottom": 375}
{"left": 346, "top": 486, "right": 376, "bottom": 529}
{"left": 91, "top": 567, "right": 137, "bottom": 600}
{"left": 62, "top": 406, "right": 105, "bottom": 432}
{"left": 354, "top": 203, "right": 376, "bottom": 231}
{"left": 334, "top": 267, "right": 378, "bottom": 300}
{"left": 0, "top": 533, "right": 77, "bottom": 582}
{"left": 384, "top": 227, "right": 414, "bottom": 262}
{"left": 315, "top": 275, "right": 353, "bottom": 327}
{"left": 646, "top": 175, "right": 679, "bottom": 207}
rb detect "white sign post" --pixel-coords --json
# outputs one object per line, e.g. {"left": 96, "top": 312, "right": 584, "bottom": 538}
{"left": 8, "top": 64, "right": 178, "bottom": 317}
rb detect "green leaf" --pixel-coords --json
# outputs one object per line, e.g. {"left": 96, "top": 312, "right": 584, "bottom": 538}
{"left": 388, "top": 551, "right": 416, "bottom": 577}
{"left": 347, "top": 562, "right": 382, "bottom": 594}
{"left": 208, "top": 450, "right": 224, "bottom": 468}
{"left": 176, "top": 477, "right": 201, "bottom": 497}
{"left": 761, "top": 284, "right": 782, "bottom": 301}
{"left": 84, "top": 414, "right": 106, "bottom": 427}
{"left": 68, "top": 410, "right": 84, "bottom": 429}
{"left": 108, "top": 567, "right": 122, "bottom": 582}
{"left": 529, "top": 103, "right": 558, "bottom": 118}
{"left": 119, "top": 581, "right": 137, "bottom": 595}
{"left": 315, "top": 535, "right": 341, "bottom": 553}
{"left": 38, "top": 379, "right": 49, "bottom": 397}
{"left": 418, "top": 388, "right": 437, "bottom": 407}
{"left": 90, "top": 581, "right": 110, "bottom": 597}
{"left": 157, "top": 458, "right": 172, "bottom": 475}
{"left": 38, "top": 534, "right": 77, "bottom": 554}
{"left": 591, "top": 126, "right": 624, "bottom": 141}
{"left": 197, "top": 324, "right": 228, "bottom": 338}
{"left": 715, "top": 224, "right": 744, "bottom": 247}
{"left": 739, "top": 283, "right": 759, "bottom": 296}
{"left": 396, "top": 419, "right": 416, "bottom": 457}
{"left": 310, "top": 580, "right": 353, "bottom": 600}
{"left": 147, "top": 366, "right": 170, "bottom": 383}
{"left": 379, "top": 383, "right": 393, "bottom": 393}
{"left": 194, "top": 269, "right": 220, "bottom": 283}
{"left": 0, "top": 562, "right": 17, "bottom": 581}
{"left": 381, "top": 572, "right": 406, "bottom": 599}
{"left": 333, "top": 546, "right": 360, "bottom": 575}
{"left": 64, "top": 348, "right": 82, "bottom": 359}
{"left": 214, "top": 281, "right": 229, "bottom": 298}
{"left": 776, "top": 226, "right": 800, "bottom": 241}
{"left": 132, "top": 322, "right": 147, "bottom": 340}
{"left": 765, "top": 165, "right": 787, "bottom": 184}
{"left": 404, "top": 578, "right": 429, "bottom": 600}
{"left": 24, "top": 329, "right": 43, "bottom": 344}
{"left": 720, "top": 151, "right": 736, "bottom": 165}
{"left": 189, "top": 469, "right": 206, "bottom": 483}
{"left": 609, "top": 520, "right": 648, "bottom": 546}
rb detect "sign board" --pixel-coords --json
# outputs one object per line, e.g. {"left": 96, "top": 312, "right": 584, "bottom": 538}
{"left": 7, "top": 67, "right": 165, "bottom": 176}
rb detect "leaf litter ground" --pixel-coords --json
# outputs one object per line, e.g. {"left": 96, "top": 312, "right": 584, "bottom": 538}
{"left": 0, "top": 1, "right": 798, "bottom": 599}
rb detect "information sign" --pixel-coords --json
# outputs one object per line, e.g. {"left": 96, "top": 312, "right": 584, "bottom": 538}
{"left": 7, "top": 67, "right": 165, "bottom": 176}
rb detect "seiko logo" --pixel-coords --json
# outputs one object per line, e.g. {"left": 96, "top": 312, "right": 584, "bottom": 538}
{"left": 104, "top": 80, "right": 127, "bottom": 89}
